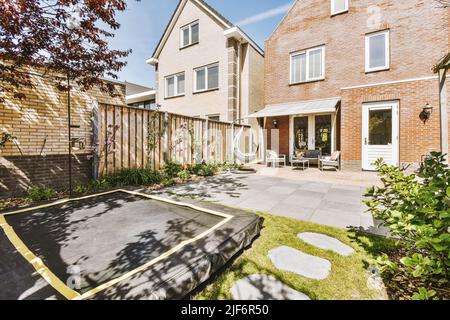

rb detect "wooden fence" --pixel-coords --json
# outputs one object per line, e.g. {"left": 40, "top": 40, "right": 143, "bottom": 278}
{"left": 94, "top": 103, "right": 253, "bottom": 177}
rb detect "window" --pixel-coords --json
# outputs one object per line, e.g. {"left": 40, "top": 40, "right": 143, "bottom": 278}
{"left": 194, "top": 63, "right": 219, "bottom": 92}
{"left": 180, "top": 21, "right": 199, "bottom": 48}
{"left": 365, "top": 30, "right": 390, "bottom": 72}
{"left": 331, "top": 0, "right": 348, "bottom": 15}
{"left": 165, "top": 73, "right": 185, "bottom": 98}
{"left": 290, "top": 46, "right": 325, "bottom": 84}
{"left": 207, "top": 114, "right": 220, "bottom": 121}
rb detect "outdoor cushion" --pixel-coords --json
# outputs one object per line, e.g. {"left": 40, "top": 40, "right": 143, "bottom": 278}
{"left": 295, "top": 150, "right": 304, "bottom": 158}
{"left": 330, "top": 151, "right": 340, "bottom": 161}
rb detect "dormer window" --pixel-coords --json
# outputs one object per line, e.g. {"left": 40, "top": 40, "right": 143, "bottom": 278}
{"left": 331, "top": 0, "right": 348, "bottom": 16}
{"left": 180, "top": 21, "right": 199, "bottom": 48}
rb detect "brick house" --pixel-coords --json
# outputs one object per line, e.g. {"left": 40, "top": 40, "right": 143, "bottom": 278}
{"left": 251, "top": 0, "right": 449, "bottom": 170}
{"left": 147, "top": 0, "right": 264, "bottom": 126}
{"left": 0, "top": 68, "right": 125, "bottom": 196}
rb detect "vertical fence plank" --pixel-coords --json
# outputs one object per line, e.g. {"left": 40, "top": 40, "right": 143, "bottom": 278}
{"left": 122, "top": 107, "right": 129, "bottom": 170}
{"left": 136, "top": 109, "right": 143, "bottom": 169}
{"left": 114, "top": 106, "right": 122, "bottom": 173}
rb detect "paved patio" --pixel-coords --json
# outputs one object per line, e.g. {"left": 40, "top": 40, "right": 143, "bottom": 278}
{"left": 154, "top": 169, "right": 386, "bottom": 233}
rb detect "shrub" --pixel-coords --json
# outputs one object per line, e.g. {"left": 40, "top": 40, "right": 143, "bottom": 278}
{"left": 163, "top": 160, "right": 183, "bottom": 178}
{"left": 364, "top": 152, "right": 449, "bottom": 299}
{"left": 74, "top": 179, "right": 111, "bottom": 194}
{"left": 191, "top": 163, "right": 218, "bottom": 177}
{"left": 106, "top": 168, "right": 162, "bottom": 187}
{"left": 26, "top": 185, "right": 57, "bottom": 202}
{"left": 177, "top": 169, "right": 191, "bottom": 181}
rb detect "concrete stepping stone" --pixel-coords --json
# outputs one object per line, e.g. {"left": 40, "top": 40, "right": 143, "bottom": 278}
{"left": 268, "top": 246, "right": 331, "bottom": 280}
{"left": 298, "top": 232, "right": 354, "bottom": 256}
{"left": 230, "top": 274, "right": 310, "bottom": 300}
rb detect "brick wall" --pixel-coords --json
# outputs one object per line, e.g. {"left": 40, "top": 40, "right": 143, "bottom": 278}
{"left": 264, "top": 0, "right": 449, "bottom": 105}
{"left": 0, "top": 154, "right": 91, "bottom": 197}
{"left": 341, "top": 79, "right": 442, "bottom": 168}
{"left": 0, "top": 67, "right": 126, "bottom": 197}
{"left": 263, "top": 0, "right": 449, "bottom": 169}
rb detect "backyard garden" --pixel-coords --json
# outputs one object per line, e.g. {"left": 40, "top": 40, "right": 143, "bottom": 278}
{"left": 1, "top": 153, "right": 448, "bottom": 300}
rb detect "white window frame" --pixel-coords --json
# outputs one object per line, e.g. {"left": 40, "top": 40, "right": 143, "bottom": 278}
{"left": 180, "top": 21, "right": 199, "bottom": 49}
{"left": 365, "top": 30, "right": 390, "bottom": 73}
{"left": 165, "top": 72, "right": 185, "bottom": 98}
{"left": 290, "top": 46, "right": 325, "bottom": 84}
{"left": 331, "top": 0, "right": 349, "bottom": 16}
{"left": 194, "top": 63, "right": 219, "bottom": 93}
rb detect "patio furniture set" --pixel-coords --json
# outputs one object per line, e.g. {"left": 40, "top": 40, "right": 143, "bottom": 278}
{"left": 266, "top": 149, "right": 341, "bottom": 171}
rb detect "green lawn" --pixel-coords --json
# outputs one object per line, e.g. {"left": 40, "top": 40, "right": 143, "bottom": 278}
{"left": 195, "top": 211, "right": 395, "bottom": 300}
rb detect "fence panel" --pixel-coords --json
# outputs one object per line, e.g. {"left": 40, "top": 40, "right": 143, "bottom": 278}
{"left": 97, "top": 104, "right": 251, "bottom": 177}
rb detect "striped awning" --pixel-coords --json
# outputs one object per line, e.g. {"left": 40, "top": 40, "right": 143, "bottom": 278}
{"left": 247, "top": 97, "right": 340, "bottom": 118}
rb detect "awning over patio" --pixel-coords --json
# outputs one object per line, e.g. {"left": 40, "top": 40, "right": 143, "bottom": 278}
{"left": 247, "top": 97, "right": 341, "bottom": 118}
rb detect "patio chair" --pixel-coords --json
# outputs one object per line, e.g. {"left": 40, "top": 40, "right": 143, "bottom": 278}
{"left": 319, "top": 151, "right": 341, "bottom": 171}
{"left": 266, "top": 149, "right": 287, "bottom": 167}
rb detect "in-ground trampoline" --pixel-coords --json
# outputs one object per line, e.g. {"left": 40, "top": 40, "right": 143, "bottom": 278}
{"left": 0, "top": 189, "right": 262, "bottom": 300}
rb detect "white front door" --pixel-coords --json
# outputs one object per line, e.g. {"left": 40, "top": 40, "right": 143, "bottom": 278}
{"left": 362, "top": 101, "right": 399, "bottom": 170}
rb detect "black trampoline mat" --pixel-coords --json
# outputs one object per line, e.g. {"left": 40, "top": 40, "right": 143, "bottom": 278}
{"left": 2, "top": 190, "right": 229, "bottom": 299}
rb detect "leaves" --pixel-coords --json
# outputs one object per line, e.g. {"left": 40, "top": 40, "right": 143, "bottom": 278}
{"left": 365, "top": 154, "right": 450, "bottom": 298}
{"left": 0, "top": 0, "right": 130, "bottom": 99}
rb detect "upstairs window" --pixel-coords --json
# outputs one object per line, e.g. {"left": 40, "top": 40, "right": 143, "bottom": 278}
{"left": 331, "top": 0, "right": 348, "bottom": 15}
{"left": 180, "top": 21, "right": 199, "bottom": 48}
{"left": 365, "top": 30, "right": 390, "bottom": 72}
{"left": 290, "top": 46, "right": 325, "bottom": 84}
{"left": 165, "top": 72, "right": 185, "bottom": 98}
{"left": 195, "top": 63, "right": 219, "bottom": 92}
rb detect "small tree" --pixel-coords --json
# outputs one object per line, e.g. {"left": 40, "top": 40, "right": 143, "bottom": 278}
{"left": 0, "top": 0, "right": 131, "bottom": 101}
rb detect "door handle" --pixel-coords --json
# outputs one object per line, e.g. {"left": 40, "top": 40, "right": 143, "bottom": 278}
{"left": 364, "top": 138, "right": 368, "bottom": 145}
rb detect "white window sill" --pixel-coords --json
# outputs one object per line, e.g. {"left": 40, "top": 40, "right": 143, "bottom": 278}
{"left": 365, "top": 66, "right": 390, "bottom": 73}
{"left": 164, "top": 94, "right": 185, "bottom": 100}
{"left": 193, "top": 87, "right": 219, "bottom": 94}
{"left": 289, "top": 77, "right": 325, "bottom": 85}
{"left": 331, "top": 9, "right": 348, "bottom": 16}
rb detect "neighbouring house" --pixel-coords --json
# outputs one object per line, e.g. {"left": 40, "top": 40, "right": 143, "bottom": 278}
{"left": 147, "top": 0, "right": 265, "bottom": 126}
{"left": 125, "top": 81, "right": 156, "bottom": 110}
{"left": 0, "top": 67, "right": 126, "bottom": 197}
{"left": 251, "top": 0, "right": 449, "bottom": 171}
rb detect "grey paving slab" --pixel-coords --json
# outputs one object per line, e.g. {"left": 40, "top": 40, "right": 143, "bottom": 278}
{"left": 283, "top": 193, "right": 324, "bottom": 210}
{"left": 309, "top": 210, "right": 361, "bottom": 229}
{"left": 230, "top": 274, "right": 310, "bottom": 300}
{"left": 152, "top": 173, "right": 377, "bottom": 230}
{"left": 268, "top": 246, "right": 331, "bottom": 280}
{"left": 298, "top": 232, "right": 355, "bottom": 256}
{"left": 298, "top": 182, "right": 332, "bottom": 194}
{"left": 267, "top": 203, "right": 314, "bottom": 221}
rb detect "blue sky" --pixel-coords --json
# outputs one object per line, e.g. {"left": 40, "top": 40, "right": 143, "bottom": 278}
{"left": 109, "top": 0, "right": 293, "bottom": 88}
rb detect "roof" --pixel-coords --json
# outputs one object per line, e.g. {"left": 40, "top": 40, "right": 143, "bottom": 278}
{"left": 151, "top": 0, "right": 263, "bottom": 59}
{"left": 247, "top": 97, "right": 341, "bottom": 118}
{"left": 126, "top": 90, "right": 156, "bottom": 104}
{"left": 125, "top": 81, "right": 153, "bottom": 96}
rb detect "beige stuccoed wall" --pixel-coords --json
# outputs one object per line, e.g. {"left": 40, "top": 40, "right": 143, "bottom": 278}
{"left": 157, "top": 0, "right": 229, "bottom": 120}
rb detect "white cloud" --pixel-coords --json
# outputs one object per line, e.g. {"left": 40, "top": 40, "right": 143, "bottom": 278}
{"left": 236, "top": 2, "right": 293, "bottom": 27}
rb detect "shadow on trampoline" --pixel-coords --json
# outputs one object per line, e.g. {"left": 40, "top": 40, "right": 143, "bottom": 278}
{"left": 0, "top": 190, "right": 262, "bottom": 300}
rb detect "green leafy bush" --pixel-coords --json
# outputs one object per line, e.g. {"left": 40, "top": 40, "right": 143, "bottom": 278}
{"left": 74, "top": 179, "right": 111, "bottom": 194}
{"left": 190, "top": 163, "right": 218, "bottom": 177}
{"left": 364, "top": 152, "right": 449, "bottom": 299}
{"left": 26, "top": 185, "right": 57, "bottom": 202}
{"left": 177, "top": 169, "right": 191, "bottom": 181}
{"left": 163, "top": 160, "right": 183, "bottom": 178}
{"left": 106, "top": 169, "right": 162, "bottom": 187}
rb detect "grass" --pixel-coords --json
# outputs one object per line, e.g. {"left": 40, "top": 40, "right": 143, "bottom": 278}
{"left": 194, "top": 211, "right": 396, "bottom": 300}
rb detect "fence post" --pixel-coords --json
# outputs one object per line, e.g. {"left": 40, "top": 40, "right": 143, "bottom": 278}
{"left": 163, "top": 111, "right": 169, "bottom": 163}
{"left": 204, "top": 118, "right": 209, "bottom": 163}
{"left": 91, "top": 100, "right": 100, "bottom": 180}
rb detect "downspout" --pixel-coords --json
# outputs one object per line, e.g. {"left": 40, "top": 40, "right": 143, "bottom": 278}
{"left": 438, "top": 68, "right": 448, "bottom": 163}
{"left": 237, "top": 42, "right": 242, "bottom": 124}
